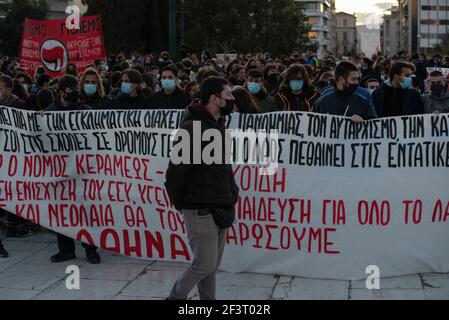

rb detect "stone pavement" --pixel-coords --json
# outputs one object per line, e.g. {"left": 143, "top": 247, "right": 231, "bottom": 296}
{"left": 0, "top": 231, "right": 448, "bottom": 300}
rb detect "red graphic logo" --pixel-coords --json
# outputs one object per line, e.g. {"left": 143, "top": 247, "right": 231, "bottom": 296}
{"left": 39, "top": 39, "right": 68, "bottom": 73}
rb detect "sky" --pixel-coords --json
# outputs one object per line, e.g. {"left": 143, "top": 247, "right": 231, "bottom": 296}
{"left": 336, "top": 0, "right": 397, "bottom": 26}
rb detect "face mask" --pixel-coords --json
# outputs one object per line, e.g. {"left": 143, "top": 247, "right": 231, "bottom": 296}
{"left": 431, "top": 83, "right": 446, "bottom": 97}
{"left": 268, "top": 74, "right": 279, "bottom": 82}
{"left": 84, "top": 84, "right": 97, "bottom": 96}
{"left": 401, "top": 77, "right": 412, "bottom": 90}
{"left": 218, "top": 97, "right": 235, "bottom": 117}
{"left": 100, "top": 64, "right": 109, "bottom": 72}
{"left": 368, "top": 89, "right": 376, "bottom": 95}
{"left": 381, "top": 75, "right": 386, "bottom": 81}
{"left": 0, "top": 92, "right": 4, "bottom": 101}
{"left": 121, "top": 82, "right": 133, "bottom": 94}
{"left": 161, "top": 79, "right": 176, "bottom": 90}
{"left": 339, "top": 83, "right": 358, "bottom": 97}
{"left": 247, "top": 82, "right": 262, "bottom": 95}
{"left": 290, "top": 80, "right": 304, "bottom": 92}
{"left": 64, "top": 90, "right": 79, "bottom": 105}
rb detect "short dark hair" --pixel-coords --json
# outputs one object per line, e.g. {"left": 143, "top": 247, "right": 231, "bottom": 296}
{"left": 429, "top": 70, "right": 444, "bottom": 77}
{"left": 248, "top": 69, "right": 264, "bottom": 80}
{"left": 200, "top": 76, "right": 229, "bottom": 105}
{"left": 335, "top": 62, "right": 358, "bottom": 82}
{"left": 162, "top": 64, "right": 179, "bottom": 78}
{"left": 0, "top": 75, "right": 14, "bottom": 88}
{"left": 122, "top": 68, "right": 143, "bottom": 85}
{"left": 389, "top": 61, "right": 415, "bottom": 80}
{"left": 37, "top": 74, "right": 51, "bottom": 88}
{"left": 58, "top": 75, "right": 79, "bottom": 92}
{"left": 36, "top": 88, "right": 55, "bottom": 110}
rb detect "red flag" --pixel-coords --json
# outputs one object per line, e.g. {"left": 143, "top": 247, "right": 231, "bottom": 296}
{"left": 19, "top": 15, "right": 106, "bottom": 77}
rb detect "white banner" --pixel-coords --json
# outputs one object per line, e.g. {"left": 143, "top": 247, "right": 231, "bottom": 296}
{"left": 0, "top": 107, "right": 448, "bottom": 280}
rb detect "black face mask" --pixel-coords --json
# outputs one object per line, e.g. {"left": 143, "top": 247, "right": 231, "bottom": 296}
{"left": 431, "top": 84, "right": 446, "bottom": 97}
{"left": 268, "top": 74, "right": 280, "bottom": 82}
{"left": 64, "top": 90, "right": 79, "bottom": 105}
{"left": 338, "top": 84, "right": 358, "bottom": 98}
{"left": 219, "top": 98, "right": 235, "bottom": 117}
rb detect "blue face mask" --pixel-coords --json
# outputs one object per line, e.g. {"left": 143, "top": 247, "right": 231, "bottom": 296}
{"left": 401, "top": 77, "right": 412, "bottom": 90}
{"left": 381, "top": 75, "right": 386, "bottom": 81}
{"left": 247, "top": 82, "right": 262, "bottom": 94}
{"left": 290, "top": 80, "right": 304, "bottom": 91}
{"left": 84, "top": 84, "right": 97, "bottom": 96}
{"left": 161, "top": 79, "right": 176, "bottom": 90}
{"left": 121, "top": 82, "right": 133, "bottom": 94}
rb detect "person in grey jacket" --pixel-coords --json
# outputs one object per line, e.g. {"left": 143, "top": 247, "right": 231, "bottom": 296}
{"left": 422, "top": 70, "right": 449, "bottom": 114}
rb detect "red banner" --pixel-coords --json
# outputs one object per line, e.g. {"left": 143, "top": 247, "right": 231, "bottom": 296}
{"left": 19, "top": 15, "right": 106, "bottom": 78}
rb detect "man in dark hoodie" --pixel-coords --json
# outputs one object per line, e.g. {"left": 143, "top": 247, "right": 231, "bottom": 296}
{"left": 44, "top": 75, "right": 101, "bottom": 265}
{"left": 372, "top": 61, "right": 425, "bottom": 118}
{"left": 165, "top": 77, "right": 239, "bottom": 300}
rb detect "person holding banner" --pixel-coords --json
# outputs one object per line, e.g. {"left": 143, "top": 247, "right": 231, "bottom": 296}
{"left": 313, "top": 62, "right": 377, "bottom": 121}
{"left": 147, "top": 65, "right": 191, "bottom": 110}
{"left": 79, "top": 68, "right": 111, "bottom": 109}
{"left": 43, "top": 75, "right": 101, "bottom": 264}
{"left": 165, "top": 77, "right": 239, "bottom": 300}
{"left": 109, "top": 69, "right": 148, "bottom": 109}
{"left": 423, "top": 70, "right": 449, "bottom": 114}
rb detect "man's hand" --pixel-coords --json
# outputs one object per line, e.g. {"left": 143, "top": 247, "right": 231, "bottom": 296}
{"left": 351, "top": 115, "right": 364, "bottom": 123}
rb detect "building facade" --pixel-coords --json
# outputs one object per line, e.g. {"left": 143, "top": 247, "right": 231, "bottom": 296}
{"left": 387, "top": 0, "right": 449, "bottom": 55}
{"left": 381, "top": 6, "right": 401, "bottom": 56}
{"left": 335, "top": 12, "right": 360, "bottom": 57}
{"left": 296, "top": 0, "right": 336, "bottom": 58}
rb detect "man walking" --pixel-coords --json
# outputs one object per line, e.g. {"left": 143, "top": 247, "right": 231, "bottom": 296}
{"left": 165, "top": 77, "right": 239, "bottom": 300}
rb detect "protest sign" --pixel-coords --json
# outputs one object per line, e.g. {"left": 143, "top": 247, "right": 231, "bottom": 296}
{"left": 1, "top": 107, "right": 448, "bottom": 280}
{"left": 19, "top": 15, "right": 106, "bottom": 77}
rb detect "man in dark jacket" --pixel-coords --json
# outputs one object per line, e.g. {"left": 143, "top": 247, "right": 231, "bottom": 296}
{"left": 313, "top": 62, "right": 377, "bottom": 121}
{"left": 372, "top": 61, "right": 425, "bottom": 117}
{"left": 148, "top": 65, "right": 191, "bottom": 109}
{"left": 166, "top": 77, "right": 239, "bottom": 300}
{"left": 44, "top": 75, "right": 101, "bottom": 265}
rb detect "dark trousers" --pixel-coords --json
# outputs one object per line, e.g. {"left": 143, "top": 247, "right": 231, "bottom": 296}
{"left": 57, "top": 233, "right": 97, "bottom": 254}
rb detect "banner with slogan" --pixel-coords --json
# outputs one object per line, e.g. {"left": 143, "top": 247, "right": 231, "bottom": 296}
{"left": 19, "top": 15, "right": 106, "bottom": 78}
{"left": 0, "top": 107, "right": 449, "bottom": 280}
{"left": 427, "top": 67, "right": 449, "bottom": 78}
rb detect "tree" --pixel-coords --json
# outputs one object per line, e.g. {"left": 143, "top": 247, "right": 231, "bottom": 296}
{"left": 0, "top": 0, "right": 49, "bottom": 56}
{"left": 183, "top": 0, "right": 310, "bottom": 55}
{"left": 85, "top": 0, "right": 170, "bottom": 54}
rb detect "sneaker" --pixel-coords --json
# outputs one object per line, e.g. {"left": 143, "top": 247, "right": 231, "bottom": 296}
{"left": 0, "top": 243, "right": 8, "bottom": 258}
{"left": 50, "top": 252, "right": 76, "bottom": 263}
{"left": 86, "top": 249, "right": 101, "bottom": 264}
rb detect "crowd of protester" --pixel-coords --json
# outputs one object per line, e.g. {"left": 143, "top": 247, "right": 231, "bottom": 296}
{"left": 1, "top": 47, "right": 449, "bottom": 262}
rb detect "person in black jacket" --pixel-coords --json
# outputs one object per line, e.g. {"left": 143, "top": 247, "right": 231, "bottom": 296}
{"left": 372, "top": 61, "right": 425, "bottom": 118}
{"left": 79, "top": 68, "right": 111, "bottom": 109}
{"left": 109, "top": 68, "right": 149, "bottom": 109}
{"left": 148, "top": 65, "right": 191, "bottom": 109}
{"left": 44, "top": 75, "right": 101, "bottom": 265}
{"left": 313, "top": 62, "right": 377, "bottom": 121}
{"left": 276, "top": 64, "right": 320, "bottom": 112}
{"left": 166, "top": 77, "right": 239, "bottom": 301}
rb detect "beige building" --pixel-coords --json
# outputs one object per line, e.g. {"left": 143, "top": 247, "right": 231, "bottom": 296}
{"left": 296, "top": 0, "right": 337, "bottom": 58}
{"left": 335, "top": 12, "right": 360, "bottom": 57}
{"left": 381, "top": 6, "right": 401, "bottom": 56}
